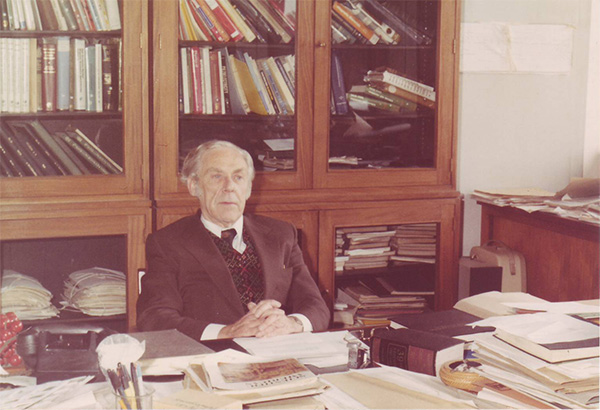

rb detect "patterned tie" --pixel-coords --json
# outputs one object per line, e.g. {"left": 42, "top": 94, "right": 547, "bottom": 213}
{"left": 220, "top": 229, "right": 236, "bottom": 247}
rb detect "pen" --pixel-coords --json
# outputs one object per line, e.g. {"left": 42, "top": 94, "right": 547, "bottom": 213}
{"left": 108, "top": 369, "right": 131, "bottom": 410}
{"left": 130, "top": 362, "right": 144, "bottom": 410}
{"left": 118, "top": 362, "right": 137, "bottom": 410}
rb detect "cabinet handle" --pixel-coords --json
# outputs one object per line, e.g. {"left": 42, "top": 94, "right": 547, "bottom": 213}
{"left": 317, "top": 42, "right": 327, "bottom": 48}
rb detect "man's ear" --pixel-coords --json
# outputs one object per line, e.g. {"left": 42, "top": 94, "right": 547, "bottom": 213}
{"left": 187, "top": 178, "right": 199, "bottom": 197}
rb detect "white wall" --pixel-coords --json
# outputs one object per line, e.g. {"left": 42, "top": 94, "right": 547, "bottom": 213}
{"left": 457, "top": 0, "right": 596, "bottom": 254}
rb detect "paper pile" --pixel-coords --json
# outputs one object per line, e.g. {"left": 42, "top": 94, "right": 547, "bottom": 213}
{"left": 61, "top": 267, "right": 126, "bottom": 316}
{"left": 0, "top": 270, "right": 59, "bottom": 320}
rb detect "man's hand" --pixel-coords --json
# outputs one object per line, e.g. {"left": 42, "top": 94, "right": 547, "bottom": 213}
{"left": 255, "top": 314, "right": 303, "bottom": 338}
{"left": 218, "top": 300, "right": 282, "bottom": 339}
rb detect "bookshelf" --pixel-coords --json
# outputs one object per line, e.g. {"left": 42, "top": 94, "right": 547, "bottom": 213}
{"left": 152, "top": 0, "right": 462, "bottom": 321}
{"left": 0, "top": 0, "right": 150, "bottom": 332}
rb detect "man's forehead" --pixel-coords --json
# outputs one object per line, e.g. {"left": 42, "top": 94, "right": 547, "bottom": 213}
{"left": 201, "top": 149, "right": 248, "bottom": 173}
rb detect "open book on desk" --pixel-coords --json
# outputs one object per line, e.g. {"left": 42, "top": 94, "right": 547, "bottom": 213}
{"left": 184, "top": 349, "right": 327, "bottom": 405}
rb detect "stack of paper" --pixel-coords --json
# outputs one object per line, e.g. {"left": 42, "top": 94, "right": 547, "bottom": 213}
{"left": 467, "top": 312, "right": 600, "bottom": 408}
{"left": 0, "top": 269, "right": 59, "bottom": 320}
{"left": 472, "top": 186, "right": 600, "bottom": 225}
{"left": 61, "top": 267, "right": 126, "bottom": 316}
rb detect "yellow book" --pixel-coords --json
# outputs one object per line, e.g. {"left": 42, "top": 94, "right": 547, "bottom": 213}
{"left": 216, "top": 0, "right": 256, "bottom": 42}
{"left": 231, "top": 56, "right": 268, "bottom": 115}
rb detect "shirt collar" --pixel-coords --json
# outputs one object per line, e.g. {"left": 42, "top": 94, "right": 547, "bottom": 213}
{"left": 200, "top": 214, "right": 244, "bottom": 239}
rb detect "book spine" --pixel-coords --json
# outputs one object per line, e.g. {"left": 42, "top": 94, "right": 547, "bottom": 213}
{"left": 52, "top": 131, "right": 91, "bottom": 173}
{"left": 364, "top": 86, "right": 418, "bottom": 111}
{"left": 248, "top": 0, "right": 291, "bottom": 43}
{"left": 14, "top": 123, "right": 67, "bottom": 175}
{"left": 226, "top": 54, "right": 250, "bottom": 114}
{"left": 230, "top": 0, "right": 280, "bottom": 43}
{"left": 265, "top": 56, "right": 293, "bottom": 112}
{"left": 200, "top": 46, "right": 212, "bottom": 114}
{"left": 70, "top": 128, "right": 122, "bottom": 172}
{"left": 49, "top": 0, "right": 68, "bottom": 30}
{"left": 104, "top": 0, "right": 120, "bottom": 30}
{"left": 243, "top": 52, "right": 273, "bottom": 114}
{"left": 379, "top": 71, "right": 435, "bottom": 101}
{"left": 28, "top": 38, "right": 39, "bottom": 112}
{"left": 28, "top": 120, "right": 83, "bottom": 174}
{"left": 13, "top": 0, "right": 27, "bottom": 29}
{"left": 330, "top": 51, "right": 348, "bottom": 115}
{"left": 93, "top": 43, "right": 102, "bottom": 111}
{"left": 101, "top": 42, "right": 113, "bottom": 110}
{"left": 0, "top": 130, "right": 39, "bottom": 176}
{"left": 257, "top": 67, "right": 279, "bottom": 114}
{"left": 258, "top": 59, "right": 286, "bottom": 114}
{"left": 77, "top": 0, "right": 97, "bottom": 31}
{"left": 179, "top": 47, "right": 191, "bottom": 114}
{"left": 58, "top": 0, "right": 79, "bottom": 30}
{"left": 1, "top": 0, "right": 9, "bottom": 30}
{"left": 183, "top": 0, "right": 211, "bottom": 41}
{"left": 21, "top": 0, "right": 37, "bottom": 30}
{"left": 0, "top": 137, "right": 27, "bottom": 176}
{"left": 205, "top": 0, "right": 243, "bottom": 42}
{"left": 19, "top": 37, "right": 30, "bottom": 113}
{"left": 57, "top": 131, "right": 109, "bottom": 174}
{"left": 362, "top": 0, "right": 432, "bottom": 46}
{"left": 189, "top": 47, "right": 203, "bottom": 114}
{"left": 41, "top": 38, "right": 57, "bottom": 112}
{"left": 209, "top": 49, "right": 223, "bottom": 114}
{"left": 193, "top": 0, "right": 229, "bottom": 42}
{"left": 86, "top": 0, "right": 104, "bottom": 31}
{"left": 219, "top": 50, "right": 231, "bottom": 113}
{"left": 273, "top": 55, "right": 294, "bottom": 97}
{"left": 93, "top": 0, "right": 111, "bottom": 30}
{"left": 68, "top": 0, "right": 87, "bottom": 30}
{"left": 85, "top": 44, "right": 96, "bottom": 111}
{"left": 56, "top": 36, "right": 70, "bottom": 111}
{"left": 215, "top": 0, "right": 256, "bottom": 43}
{"left": 368, "top": 80, "right": 435, "bottom": 109}
{"left": 332, "top": 1, "right": 379, "bottom": 45}
{"left": 72, "top": 38, "right": 86, "bottom": 110}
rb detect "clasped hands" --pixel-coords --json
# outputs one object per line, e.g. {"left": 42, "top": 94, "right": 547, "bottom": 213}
{"left": 218, "top": 299, "right": 302, "bottom": 339}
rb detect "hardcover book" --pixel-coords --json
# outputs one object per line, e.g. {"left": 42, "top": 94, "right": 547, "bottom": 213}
{"left": 371, "top": 328, "right": 465, "bottom": 377}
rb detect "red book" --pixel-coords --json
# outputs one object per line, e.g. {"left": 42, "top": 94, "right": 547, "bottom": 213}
{"left": 209, "top": 50, "right": 222, "bottom": 114}
{"left": 41, "top": 39, "right": 57, "bottom": 112}
{"left": 189, "top": 47, "right": 204, "bottom": 114}
{"left": 204, "top": 0, "right": 243, "bottom": 42}
{"left": 188, "top": 0, "right": 228, "bottom": 42}
{"left": 185, "top": 0, "right": 212, "bottom": 41}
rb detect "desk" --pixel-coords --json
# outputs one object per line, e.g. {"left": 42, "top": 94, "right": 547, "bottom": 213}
{"left": 479, "top": 203, "right": 599, "bottom": 302}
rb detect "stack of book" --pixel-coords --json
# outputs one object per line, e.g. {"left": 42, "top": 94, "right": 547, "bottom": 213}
{"left": 0, "top": 120, "right": 122, "bottom": 177}
{"left": 334, "top": 225, "right": 396, "bottom": 272}
{"left": 0, "top": 269, "right": 59, "bottom": 320}
{"left": 61, "top": 267, "right": 126, "bottom": 316}
{"left": 0, "top": 0, "right": 122, "bottom": 32}
{"left": 0, "top": 36, "right": 121, "bottom": 114}
{"left": 330, "top": 0, "right": 432, "bottom": 46}
{"left": 179, "top": 0, "right": 295, "bottom": 44}
{"left": 180, "top": 46, "right": 295, "bottom": 116}
{"left": 390, "top": 223, "right": 437, "bottom": 265}
{"left": 338, "top": 282, "right": 427, "bottom": 325}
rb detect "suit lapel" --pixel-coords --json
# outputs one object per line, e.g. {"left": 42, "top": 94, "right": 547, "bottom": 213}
{"left": 180, "top": 215, "right": 245, "bottom": 316}
{"left": 245, "top": 215, "right": 279, "bottom": 299}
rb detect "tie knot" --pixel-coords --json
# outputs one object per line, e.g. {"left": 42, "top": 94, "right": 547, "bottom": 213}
{"left": 221, "top": 229, "right": 236, "bottom": 245}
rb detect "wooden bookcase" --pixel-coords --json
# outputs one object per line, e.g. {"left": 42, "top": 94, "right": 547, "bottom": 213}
{"left": 151, "top": 0, "right": 463, "bottom": 317}
{"left": 0, "top": 0, "right": 150, "bottom": 331}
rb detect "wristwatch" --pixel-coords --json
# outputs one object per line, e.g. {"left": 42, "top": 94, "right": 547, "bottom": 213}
{"left": 289, "top": 315, "right": 304, "bottom": 331}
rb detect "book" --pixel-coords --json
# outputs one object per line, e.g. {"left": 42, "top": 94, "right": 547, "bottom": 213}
{"left": 215, "top": 0, "right": 256, "bottom": 43}
{"left": 182, "top": 0, "right": 210, "bottom": 41}
{"left": 27, "top": 120, "right": 84, "bottom": 175}
{"left": 230, "top": 0, "right": 281, "bottom": 43}
{"left": 247, "top": 0, "right": 291, "bottom": 43}
{"left": 365, "top": 67, "right": 435, "bottom": 104}
{"left": 71, "top": 38, "right": 87, "bottom": 110}
{"left": 204, "top": 0, "right": 243, "bottom": 42}
{"left": 180, "top": 47, "right": 192, "bottom": 114}
{"left": 41, "top": 38, "right": 57, "bottom": 112}
{"left": 55, "top": 36, "right": 70, "bottom": 111}
{"left": 68, "top": 127, "right": 122, "bottom": 172}
{"left": 49, "top": 0, "right": 68, "bottom": 30}
{"left": 0, "top": 134, "right": 27, "bottom": 177}
{"left": 101, "top": 40, "right": 119, "bottom": 111}
{"left": 231, "top": 55, "right": 267, "bottom": 115}
{"left": 348, "top": 84, "right": 417, "bottom": 111}
{"left": 51, "top": 130, "right": 91, "bottom": 174}
{"left": 55, "top": 131, "right": 110, "bottom": 174}
{"left": 209, "top": 49, "right": 223, "bottom": 114}
{"left": 330, "top": 51, "right": 348, "bottom": 115}
{"left": 257, "top": 58, "right": 287, "bottom": 114}
{"left": 370, "top": 327, "right": 465, "bottom": 377}
{"left": 347, "top": 92, "right": 407, "bottom": 114}
{"left": 332, "top": 1, "right": 379, "bottom": 45}
{"left": 68, "top": 0, "right": 87, "bottom": 30}
{"left": 57, "top": 0, "right": 78, "bottom": 30}
{"left": 224, "top": 50, "right": 249, "bottom": 114}
{"left": 200, "top": 46, "right": 212, "bottom": 114}
{"left": 491, "top": 312, "right": 600, "bottom": 363}
{"left": 192, "top": 0, "right": 230, "bottom": 42}
{"left": 361, "top": 0, "right": 433, "bottom": 46}
{"left": 104, "top": 0, "right": 120, "bottom": 30}
{"left": 243, "top": 52, "right": 273, "bottom": 114}
{"left": 9, "top": 122, "right": 64, "bottom": 176}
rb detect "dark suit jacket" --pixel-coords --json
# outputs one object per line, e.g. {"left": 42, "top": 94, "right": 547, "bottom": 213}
{"left": 136, "top": 212, "right": 330, "bottom": 340}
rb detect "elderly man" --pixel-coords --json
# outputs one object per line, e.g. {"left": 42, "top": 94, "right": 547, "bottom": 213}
{"left": 137, "top": 140, "right": 330, "bottom": 340}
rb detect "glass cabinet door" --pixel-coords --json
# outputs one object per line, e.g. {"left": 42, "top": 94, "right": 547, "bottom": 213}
{"left": 153, "top": 0, "right": 313, "bottom": 199}
{"left": 313, "top": 0, "right": 459, "bottom": 189}
{"left": 0, "top": 0, "right": 147, "bottom": 200}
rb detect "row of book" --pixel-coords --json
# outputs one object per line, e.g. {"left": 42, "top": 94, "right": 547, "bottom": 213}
{"left": 334, "top": 223, "right": 437, "bottom": 272}
{"left": 179, "top": 0, "right": 294, "bottom": 44}
{"left": 180, "top": 46, "right": 295, "bottom": 115}
{"left": 331, "top": 58, "right": 436, "bottom": 116}
{"left": 0, "top": 37, "right": 121, "bottom": 114}
{"left": 0, "top": 0, "right": 121, "bottom": 32}
{"left": 331, "top": 0, "right": 433, "bottom": 46}
{"left": 0, "top": 120, "right": 122, "bottom": 177}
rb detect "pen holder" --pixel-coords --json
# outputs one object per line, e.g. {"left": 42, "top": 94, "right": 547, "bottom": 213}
{"left": 112, "top": 384, "right": 154, "bottom": 410}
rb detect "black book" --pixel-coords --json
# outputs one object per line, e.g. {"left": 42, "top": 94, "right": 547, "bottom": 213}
{"left": 27, "top": 120, "right": 84, "bottom": 175}
{"left": 331, "top": 10, "right": 368, "bottom": 45}
{"left": 371, "top": 328, "right": 464, "bottom": 377}
{"left": 230, "top": 0, "right": 282, "bottom": 43}
{"left": 0, "top": 127, "right": 41, "bottom": 176}
{"left": 0, "top": 139, "right": 25, "bottom": 177}
{"left": 7, "top": 122, "right": 69, "bottom": 176}
{"left": 11, "top": 124, "right": 60, "bottom": 176}
{"left": 54, "top": 131, "right": 110, "bottom": 174}
{"left": 52, "top": 132, "right": 92, "bottom": 174}
{"left": 362, "top": 0, "right": 433, "bottom": 46}
{"left": 101, "top": 41, "right": 120, "bottom": 111}
{"left": 66, "top": 129, "right": 122, "bottom": 173}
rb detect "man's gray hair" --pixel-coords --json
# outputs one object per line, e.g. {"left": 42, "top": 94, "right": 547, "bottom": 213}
{"left": 180, "top": 140, "right": 255, "bottom": 195}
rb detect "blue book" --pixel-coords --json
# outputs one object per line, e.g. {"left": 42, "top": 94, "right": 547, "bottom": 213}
{"left": 56, "top": 36, "right": 70, "bottom": 111}
{"left": 330, "top": 51, "right": 348, "bottom": 115}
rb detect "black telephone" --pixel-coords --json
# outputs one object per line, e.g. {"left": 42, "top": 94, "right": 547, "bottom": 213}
{"left": 17, "top": 323, "right": 115, "bottom": 383}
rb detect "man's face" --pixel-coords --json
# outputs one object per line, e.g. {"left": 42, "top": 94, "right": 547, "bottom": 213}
{"left": 193, "top": 147, "right": 250, "bottom": 228}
